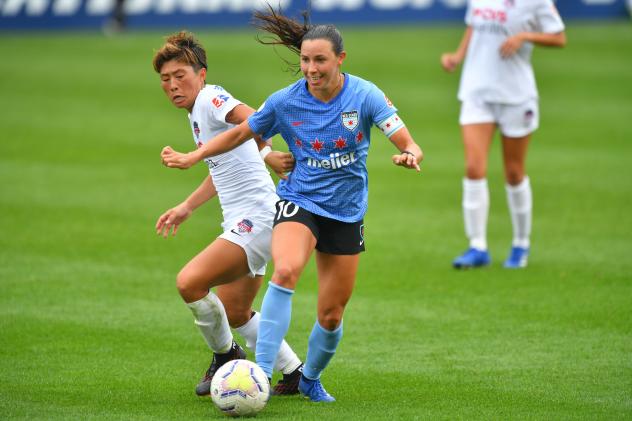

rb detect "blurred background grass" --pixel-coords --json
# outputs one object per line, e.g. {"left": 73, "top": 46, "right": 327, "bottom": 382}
{"left": 0, "top": 22, "right": 631, "bottom": 419}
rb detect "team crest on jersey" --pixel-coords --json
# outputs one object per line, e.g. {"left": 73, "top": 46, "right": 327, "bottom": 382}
{"left": 237, "top": 219, "right": 254, "bottom": 233}
{"left": 341, "top": 111, "right": 359, "bottom": 132}
{"left": 193, "top": 121, "right": 200, "bottom": 139}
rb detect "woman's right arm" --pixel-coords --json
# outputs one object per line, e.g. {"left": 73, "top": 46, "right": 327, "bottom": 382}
{"left": 161, "top": 120, "right": 255, "bottom": 169}
{"left": 440, "top": 26, "right": 473, "bottom": 73}
{"left": 156, "top": 175, "right": 217, "bottom": 237}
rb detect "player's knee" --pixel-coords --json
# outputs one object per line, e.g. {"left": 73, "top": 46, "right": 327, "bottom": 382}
{"left": 505, "top": 169, "right": 524, "bottom": 186}
{"left": 465, "top": 164, "right": 486, "bottom": 179}
{"left": 271, "top": 265, "right": 299, "bottom": 289}
{"left": 176, "top": 269, "right": 202, "bottom": 301}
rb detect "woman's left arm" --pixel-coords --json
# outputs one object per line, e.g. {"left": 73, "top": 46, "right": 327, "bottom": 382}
{"left": 500, "top": 31, "right": 566, "bottom": 58}
{"left": 389, "top": 127, "right": 423, "bottom": 172}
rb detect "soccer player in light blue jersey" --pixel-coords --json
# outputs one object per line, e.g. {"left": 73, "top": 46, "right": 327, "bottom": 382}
{"left": 161, "top": 7, "right": 424, "bottom": 403}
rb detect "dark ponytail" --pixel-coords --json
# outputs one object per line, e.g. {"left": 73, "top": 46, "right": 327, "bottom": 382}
{"left": 252, "top": 5, "right": 344, "bottom": 73}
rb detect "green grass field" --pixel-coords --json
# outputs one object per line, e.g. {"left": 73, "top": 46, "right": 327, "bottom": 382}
{"left": 1, "top": 22, "right": 631, "bottom": 420}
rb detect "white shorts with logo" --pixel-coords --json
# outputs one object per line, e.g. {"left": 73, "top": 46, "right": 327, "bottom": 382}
{"left": 219, "top": 210, "right": 274, "bottom": 277}
{"left": 459, "top": 98, "right": 539, "bottom": 138}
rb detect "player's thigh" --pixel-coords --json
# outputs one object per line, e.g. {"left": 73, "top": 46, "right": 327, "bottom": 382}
{"left": 461, "top": 123, "right": 495, "bottom": 176}
{"left": 314, "top": 252, "right": 360, "bottom": 329}
{"left": 216, "top": 275, "right": 263, "bottom": 328}
{"left": 179, "top": 238, "right": 251, "bottom": 291}
{"left": 501, "top": 134, "right": 531, "bottom": 184}
{"left": 270, "top": 221, "right": 316, "bottom": 288}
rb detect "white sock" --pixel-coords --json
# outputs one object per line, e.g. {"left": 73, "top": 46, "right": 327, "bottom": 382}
{"left": 234, "top": 311, "right": 302, "bottom": 375}
{"left": 506, "top": 176, "right": 532, "bottom": 249}
{"left": 463, "top": 178, "right": 489, "bottom": 250}
{"left": 186, "top": 292, "right": 233, "bottom": 354}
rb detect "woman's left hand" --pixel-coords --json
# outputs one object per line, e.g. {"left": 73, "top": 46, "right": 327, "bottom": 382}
{"left": 500, "top": 34, "right": 525, "bottom": 58}
{"left": 161, "top": 146, "right": 197, "bottom": 169}
{"left": 265, "top": 151, "right": 295, "bottom": 180}
{"left": 392, "top": 151, "right": 421, "bottom": 172}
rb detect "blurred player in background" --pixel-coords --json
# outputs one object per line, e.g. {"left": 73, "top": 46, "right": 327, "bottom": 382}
{"left": 441, "top": 0, "right": 566, "bottom": 269}
{"left": 160, "top": 7, "right": 423, "bottom": 402}
{"left": 152, "top": 31, "right": 303, "bottom": 397}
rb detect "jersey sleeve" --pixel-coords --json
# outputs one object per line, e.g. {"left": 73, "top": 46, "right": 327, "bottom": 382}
{"left": 534, "top": 0, "right": 565, "bottom": 33}
{"left": 363, "top": 82, "right": 399, "bottom": 127}
{"left": 205, "top": 85, "right": 243, "bottom": 124}
{"left": 247, "top": 93, "right": 281, "bottom": 140}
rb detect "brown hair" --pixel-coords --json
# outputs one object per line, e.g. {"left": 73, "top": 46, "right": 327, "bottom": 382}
{"left": 152, "top": 31, "right": 208, "bottom": 73}
{"left": 252, "top": 6, "right": 344, "bottom": 73}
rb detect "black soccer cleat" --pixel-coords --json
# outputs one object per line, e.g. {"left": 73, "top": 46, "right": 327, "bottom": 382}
{"left": 195, "top": 341, "right": 247, "bottom": 396}
{"left": 271, "top": 364, "right": 303, "bottom": 396}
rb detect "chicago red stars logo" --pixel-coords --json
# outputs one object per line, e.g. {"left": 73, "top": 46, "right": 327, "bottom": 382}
{"left": 341, "top": 111, "right": 359, "bottom": 132}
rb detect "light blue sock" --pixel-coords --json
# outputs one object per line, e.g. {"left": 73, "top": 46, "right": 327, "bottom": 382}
{"left": 255, "top": 282, "right": 294, "bottom": 378}
{"left": 303, "top": 321, "right": 343, "bottom": 380}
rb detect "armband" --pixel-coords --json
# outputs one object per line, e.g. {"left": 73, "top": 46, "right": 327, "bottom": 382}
{"left": 259, "top": 145, "right": 272, "bottom": 160}
{"left": 377, "top": 113, "right": 405, "bottom": 138}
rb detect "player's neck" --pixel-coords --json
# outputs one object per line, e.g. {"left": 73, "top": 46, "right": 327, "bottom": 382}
{"left": 311, "top": 73, "right": 344, "bottom": 103}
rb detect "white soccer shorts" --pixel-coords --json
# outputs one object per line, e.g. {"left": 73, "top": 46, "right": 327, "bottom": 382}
{"left": 219, "top": 211, "right": 273, "bottom": 277}
{"left": 460, "top": 98, "right": 540, "bottom": 138}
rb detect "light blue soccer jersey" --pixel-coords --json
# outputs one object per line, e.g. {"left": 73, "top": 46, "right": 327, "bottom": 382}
{"left": 248, "top": 73, "right": 398, "bottom": 223}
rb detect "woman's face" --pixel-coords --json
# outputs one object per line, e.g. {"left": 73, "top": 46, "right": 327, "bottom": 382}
{"left": 300, "top": 39, "right": 346, "bottom": 95}
{"left": 160, "top": 59, "right": 206, "bottom": 112}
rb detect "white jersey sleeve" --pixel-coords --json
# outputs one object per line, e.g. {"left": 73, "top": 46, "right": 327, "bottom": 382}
{"left": 188, "top": 85, "right": 278, "bottom": 227}
{"left": 200, "top": 85, "right": 243, "bottom": 126}
{"left": 534, "top": 0, "right": 565, "bottom": 34}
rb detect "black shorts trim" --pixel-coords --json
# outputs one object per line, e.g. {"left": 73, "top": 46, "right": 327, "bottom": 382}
{"left": 273, "top": 200, "right": 365, "bottom": 255}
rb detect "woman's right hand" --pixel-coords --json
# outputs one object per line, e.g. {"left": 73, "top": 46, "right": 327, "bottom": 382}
{"left": 440, "top": 52, "right": 461, "bottom": 73}
{"left": 161, "top": 146, "right": 199, "bottom": 169}
{"left": 156, "top": 203, "right": 193, "bottom": 238}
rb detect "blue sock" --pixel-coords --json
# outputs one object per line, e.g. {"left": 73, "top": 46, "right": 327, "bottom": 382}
{"left": 303, "top": 321, "right": 343, "bottom": 380}
{"left": 255, "top": 282, "right": 294, "bottom": 378}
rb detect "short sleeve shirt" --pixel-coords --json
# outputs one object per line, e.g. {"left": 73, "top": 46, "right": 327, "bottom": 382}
{"left": 248, "top": 74, "right": 397, "bottom": 222}
{"left": 458, "top": 0, "right": 565, "bottom": 104}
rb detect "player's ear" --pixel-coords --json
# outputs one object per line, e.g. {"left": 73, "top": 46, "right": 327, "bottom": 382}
{"left": 338, "top": 51, "right": 347, "bottom": 65}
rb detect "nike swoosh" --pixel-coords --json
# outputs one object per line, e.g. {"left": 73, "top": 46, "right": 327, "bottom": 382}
{"left": 230, "top": 229, "right": 242, "bottom": 236}
{"left": 359, "top": 241, "right": 364, "bottom": 246}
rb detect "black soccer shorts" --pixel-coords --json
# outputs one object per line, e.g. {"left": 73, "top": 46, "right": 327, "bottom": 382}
{"left": 273, "top": 199, "right": 365, "bottom": 255}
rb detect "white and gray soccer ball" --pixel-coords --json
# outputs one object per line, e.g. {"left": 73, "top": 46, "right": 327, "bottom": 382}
{"left": 210, "top": 359, "right": 270, "bottom": 417}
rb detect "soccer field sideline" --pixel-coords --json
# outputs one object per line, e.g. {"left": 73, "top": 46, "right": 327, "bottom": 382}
{"left": 0, "top": 23, "right": 631, "bottom": 420}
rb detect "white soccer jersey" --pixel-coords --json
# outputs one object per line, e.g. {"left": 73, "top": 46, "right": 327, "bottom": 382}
{"left": 458, "top": 0, "right": 565, "bottom": 104}
{"left": 188, "top": 85, "right": 278, "bottom": 228}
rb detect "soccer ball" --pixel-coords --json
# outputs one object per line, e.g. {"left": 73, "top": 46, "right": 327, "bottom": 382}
{"left": 210, "top": 359, "right": 270, "bottom": 417}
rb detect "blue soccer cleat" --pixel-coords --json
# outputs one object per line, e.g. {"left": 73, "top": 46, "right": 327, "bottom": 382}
{"left": 504, "top": 246, "right": 529, "bottom": 268}
{"left": 298, "top": 376, "right": 335, "bottom": 402}
{"left": 452, "top": 248, "right": 491, "bottom": 269}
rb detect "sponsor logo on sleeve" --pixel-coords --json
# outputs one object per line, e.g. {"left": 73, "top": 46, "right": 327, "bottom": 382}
{"left": 211, "top": 94, "right": 229, "bottom": 109}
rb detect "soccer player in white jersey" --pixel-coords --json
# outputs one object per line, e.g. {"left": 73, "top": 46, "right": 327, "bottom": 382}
{"left": 441, "top": 0, "right": 566, "bottom": 269}
{"left": 161, "top": 7, "right": 424, "bottom": 402}
{"left": 152, "top": 32, "right": 304, "bottom": 397}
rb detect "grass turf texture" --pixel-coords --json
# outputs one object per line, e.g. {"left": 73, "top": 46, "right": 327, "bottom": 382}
{"left": 1, "top": 23, "right": 631, "bottom": 420}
